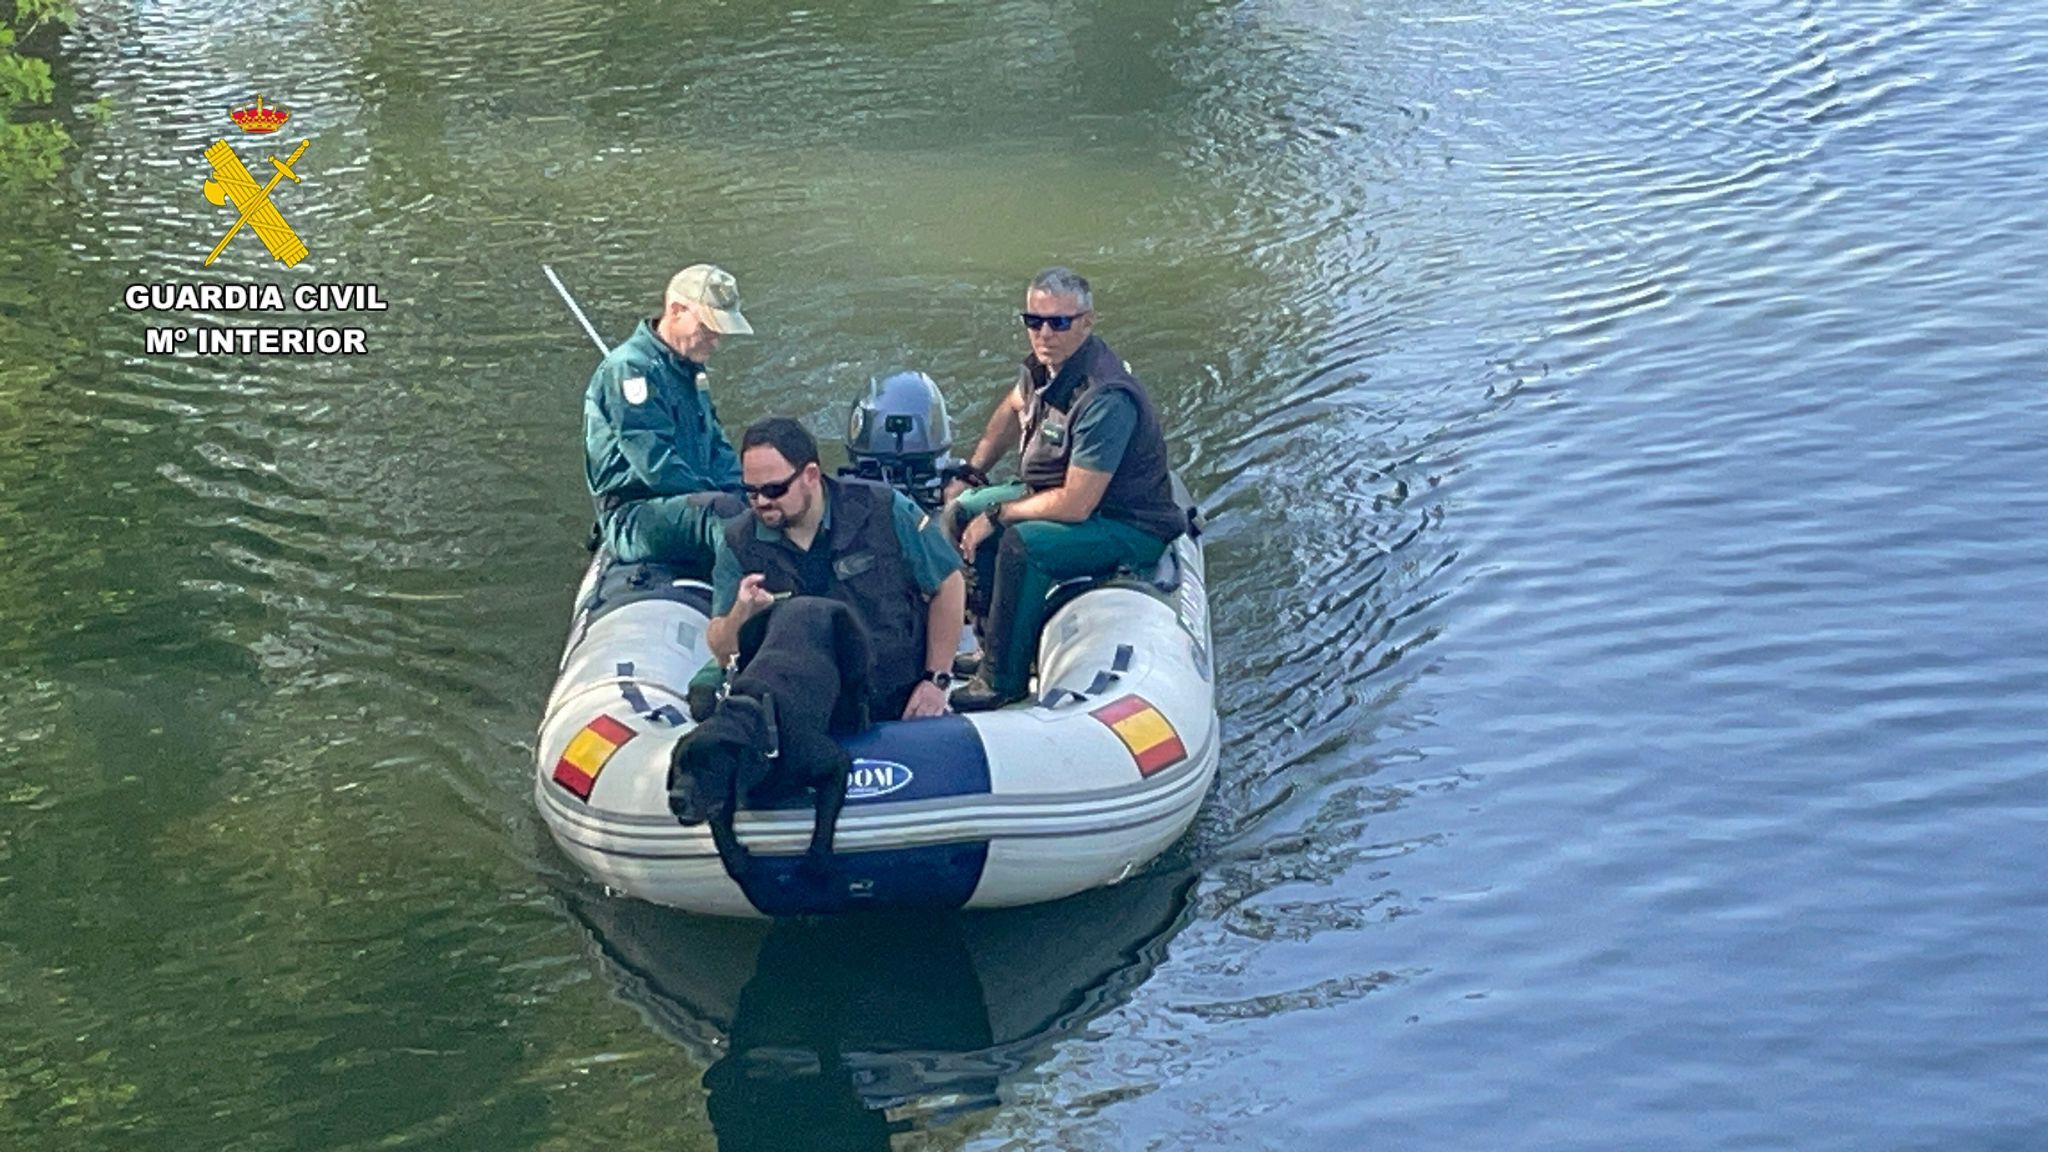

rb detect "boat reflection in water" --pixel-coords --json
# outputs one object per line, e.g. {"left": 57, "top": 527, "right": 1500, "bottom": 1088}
{"left": 562, "top": 865, "right": 1197, "bottom": 1148}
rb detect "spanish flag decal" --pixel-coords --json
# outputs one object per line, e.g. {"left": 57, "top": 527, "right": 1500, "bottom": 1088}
{"left": 552, "top": 714, "right": 638, "bottom": 800}
{"left": 1091, "top": 695, "right": 1187, "bottom": 777}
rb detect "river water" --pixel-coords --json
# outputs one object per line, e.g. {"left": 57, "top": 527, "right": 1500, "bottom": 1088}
{"left": 4, "top": 0, "right": 2046, "bottom": 1148}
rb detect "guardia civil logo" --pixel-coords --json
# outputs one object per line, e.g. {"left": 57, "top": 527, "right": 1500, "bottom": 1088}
{"left": 200, "top": 95, "right": 311, "bottom": 268}
{"left": 126, "top": 97, "right": 383, "bottom": 357}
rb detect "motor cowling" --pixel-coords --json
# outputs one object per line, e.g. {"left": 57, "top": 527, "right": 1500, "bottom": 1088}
{"left": 843, "top": 370, "right": 961, "bottom": 509}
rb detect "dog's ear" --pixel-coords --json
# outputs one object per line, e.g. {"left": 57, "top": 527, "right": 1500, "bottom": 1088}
{"left": 733, "top": 744, "right": 775, "bottom": 804}
{"left": 667, "top": 730, "right": 739, "bottom": 825}
{"left": 710, "top": 695, "right": 779, "bottom": 806}
{"left": 667, "top": 732, "right": 710, "bottom": 825}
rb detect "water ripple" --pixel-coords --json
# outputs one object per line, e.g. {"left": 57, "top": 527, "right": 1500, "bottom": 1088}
{"left": 10, "top": 0, "right": 2048, "bottom": 1146}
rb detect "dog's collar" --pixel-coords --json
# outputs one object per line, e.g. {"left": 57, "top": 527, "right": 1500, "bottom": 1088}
{"left": 726, "top": 689, "right": 781, "bottom": 760}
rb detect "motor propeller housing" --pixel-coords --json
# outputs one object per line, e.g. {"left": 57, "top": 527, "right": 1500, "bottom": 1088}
{"left": 843, "top": 370, "right": 964, "bottom": 509}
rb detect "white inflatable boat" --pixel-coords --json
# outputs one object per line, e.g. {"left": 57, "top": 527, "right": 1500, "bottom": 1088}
{"left": 534, "top": 512, "right": 1218, "bottom": 919}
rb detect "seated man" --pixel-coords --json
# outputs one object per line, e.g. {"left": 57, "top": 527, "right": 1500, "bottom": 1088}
{"left": 583, "top": 264, "right": 754, "bottom": 576}
{"left": 949, "top": 267, "right": 1187, "bottom": 712}
{"left": 708, "top": 418, "right": 966, "bottom": 721}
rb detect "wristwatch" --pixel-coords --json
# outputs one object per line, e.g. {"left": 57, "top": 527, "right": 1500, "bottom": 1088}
{"left": 983, "top": 506, "right": 1004, "bottom": 529}
{"left": 921, "top": 669, "right": 954, "bottom": 689}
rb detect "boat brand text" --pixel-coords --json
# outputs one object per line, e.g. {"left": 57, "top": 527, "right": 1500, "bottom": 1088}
{"left": 847, "top": 759, "right": 915, "bottom": 800}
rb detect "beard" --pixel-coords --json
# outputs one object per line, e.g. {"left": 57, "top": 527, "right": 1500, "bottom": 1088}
{"left": 758, "top": 488, "right": 812, "bottom": 531}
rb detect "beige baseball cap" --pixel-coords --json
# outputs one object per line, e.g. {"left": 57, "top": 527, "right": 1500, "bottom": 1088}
{"left": 666, "top": 264, "right": 754, "bottom": 334}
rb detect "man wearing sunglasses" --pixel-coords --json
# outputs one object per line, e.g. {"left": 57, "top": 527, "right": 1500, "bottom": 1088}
{"left": 583, "top": 264, "right": 754, "bottom": 578}
{"left": 707, "top": 418, "right": 966, "bottom": 721}
{"left": 947, "top": 268, "right": 1186, "bottom": 712}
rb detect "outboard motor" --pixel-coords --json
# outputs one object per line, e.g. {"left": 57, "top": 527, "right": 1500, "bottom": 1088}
{"left": 842, "top": 370, "right": 962, "bottom": 510}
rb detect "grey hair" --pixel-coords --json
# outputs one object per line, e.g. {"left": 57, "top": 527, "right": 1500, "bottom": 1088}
{"left": 1028, "top": 266, "right": 1093, "bottom": 312}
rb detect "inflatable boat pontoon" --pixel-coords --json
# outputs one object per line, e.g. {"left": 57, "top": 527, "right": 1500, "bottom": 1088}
{"left": 532, "top": 358, "right": 1219, "bottom": 918}
{"left": 534, "top": 521, "right": 1216, "bottom": 918}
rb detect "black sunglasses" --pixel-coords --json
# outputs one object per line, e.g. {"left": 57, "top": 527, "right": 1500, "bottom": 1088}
{"left": 1019, "top": 311, "right": 1087, "bottom": 332}
{"left": 743, "top": 467, "right": 804, "bottom": 501}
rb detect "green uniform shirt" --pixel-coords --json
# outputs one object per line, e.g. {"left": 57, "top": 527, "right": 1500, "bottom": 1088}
{"left": 711, "top": 489, "right": 961, "bottom": 616}
{"left": 1069, "top": 389, "right": 1139, "bottom": 473}
{"left": 583, "top": 319, "right": 743, "bottom": 501}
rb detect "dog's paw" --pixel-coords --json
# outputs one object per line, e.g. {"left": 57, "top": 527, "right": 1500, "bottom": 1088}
{"left": 685, "top": 681, "right": 719, "bottom": 723}
{"left": 720, "top": 846, "right": 755, "bottom": 879}
{"left": 795, "top": 850, "right": 837, "bottom": 888}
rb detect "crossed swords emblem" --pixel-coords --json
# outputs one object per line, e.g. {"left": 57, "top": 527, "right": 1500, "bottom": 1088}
{"left": 201, "top": 138, "right": 310, "bottom": 267}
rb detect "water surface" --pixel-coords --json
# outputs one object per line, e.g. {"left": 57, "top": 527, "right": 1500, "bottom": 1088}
{"left": 3, "top": 0, "right": 2046, "bottom": 1147}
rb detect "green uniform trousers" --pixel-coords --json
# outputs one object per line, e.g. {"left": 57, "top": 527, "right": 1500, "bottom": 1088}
{"left": 943, "top": 482, "right": 1028, "bottom": 539}
{"left": 945, "top": 482, "right": 1027, "bottom": 621}
{"left": 976, "top": 512, "right": 1169, "bottom": 697}
{"left": 604, "top": 491, "right": 743, "bottom": 578}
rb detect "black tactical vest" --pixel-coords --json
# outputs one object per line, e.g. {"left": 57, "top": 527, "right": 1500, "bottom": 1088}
{"left": 721, "top": 477, "right": 927, "bottom": 714}
{"left": 1018, "top": 335, "right": 1186, "bottom": 541}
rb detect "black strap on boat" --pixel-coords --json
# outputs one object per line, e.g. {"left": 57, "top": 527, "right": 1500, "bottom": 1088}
{"left": 612, "top": 662, "right": 687, "bottom": 726}
{"left": 1037, "top": 686, "right": 1086, "bottom": 709}
{"left": 615, "top": 662, "right": 649, "bottom": 711}
{"left": 1036, "top": 646, "right": 1134, "bottom": 708}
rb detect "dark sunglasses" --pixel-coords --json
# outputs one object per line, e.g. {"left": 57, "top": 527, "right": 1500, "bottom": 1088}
{"left": 1019, "top": 311, "right": 1087, "bottom": 332}
{"left": 742, "top": 468, "right": 804, "bottom": 501}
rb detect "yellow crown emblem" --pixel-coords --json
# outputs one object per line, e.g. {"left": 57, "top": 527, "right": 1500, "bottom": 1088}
{"left": 230, "top": 95, "right": 290, "bottom": 134}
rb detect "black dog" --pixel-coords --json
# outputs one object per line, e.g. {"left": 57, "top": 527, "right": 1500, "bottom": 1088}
{"left": 667, "top": 597, "right": 873, "bottom": 884}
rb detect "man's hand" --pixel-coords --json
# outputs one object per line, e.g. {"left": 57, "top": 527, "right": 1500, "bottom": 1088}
{"left": 733, "top": 573, "right": 775, "bottom": 617}
{"left": 902, "top": 680, "right": 950, "bottom": 719}
{"left": 707, "top": 574, "right": 777, "bottom": 666}
{"left": 958, "top": 510, "right": 995, "bottom": 560}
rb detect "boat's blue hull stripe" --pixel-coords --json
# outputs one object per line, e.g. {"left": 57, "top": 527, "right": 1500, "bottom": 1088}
{"left": 748, "top": 714, "right": 993, "bottom": 811}
{"left": 735, "top": 841, "right": 990, "bottom": 915}
{"left": 720, "top": 717, "right": 995, "bottom": 913}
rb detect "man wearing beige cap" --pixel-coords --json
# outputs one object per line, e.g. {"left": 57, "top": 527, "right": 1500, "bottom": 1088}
{"left": 583, "top": 264, "right": 756, "bottom": 576}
